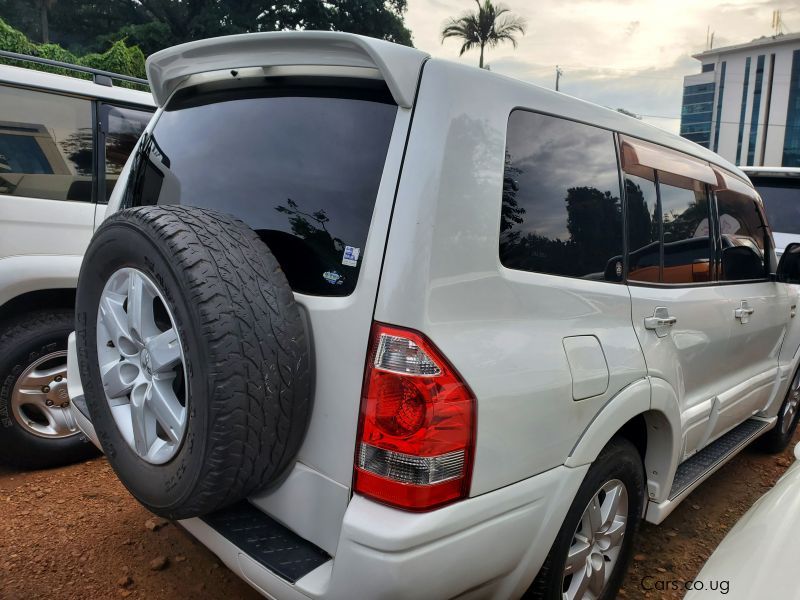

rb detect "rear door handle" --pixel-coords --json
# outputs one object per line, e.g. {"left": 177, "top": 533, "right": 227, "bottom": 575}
{"left": 734, "top": 301, "right": 754, "bottom": 324}
{"left": 644, "top": 307, "right": 677, "bottom": 337}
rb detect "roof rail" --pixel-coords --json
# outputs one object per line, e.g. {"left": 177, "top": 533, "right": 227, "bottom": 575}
{"left": 0, "top": 49, "right": 149, "bottom": 87}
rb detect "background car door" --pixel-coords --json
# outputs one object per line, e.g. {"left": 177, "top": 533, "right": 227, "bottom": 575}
{"left": 710, "top": 178, "right": 791, "bottom": 438}
{"left": 0, "top": 84, "right": 96, "bottom": 260}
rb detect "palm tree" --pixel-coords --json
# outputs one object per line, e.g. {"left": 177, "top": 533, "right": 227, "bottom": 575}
{"left": 441, "top": 0, "right": 526, "bottom": 69}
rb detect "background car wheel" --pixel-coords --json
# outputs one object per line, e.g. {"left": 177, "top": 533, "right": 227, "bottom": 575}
{"left": 759, "top": 366, "right": 800, "bottom": 453}
{"left": 526, "top": 437, "right": 645, "bottom": 600}
{"left": 0, "top": 310, "right": 98, "bottom": 469}
{"left": 76, "top": 205, "right": 312, "bottom": 519}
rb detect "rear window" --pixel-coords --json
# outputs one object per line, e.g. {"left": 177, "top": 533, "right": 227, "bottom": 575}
{"left": 124, "top": 79, "right": 397, "bottom": 296}
{"left": 750, "top": 176, "right": 800, "bottom": 235}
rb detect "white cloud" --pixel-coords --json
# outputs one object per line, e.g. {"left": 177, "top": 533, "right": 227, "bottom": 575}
{"left": 406, "top": 0, "right": 800, "bottom": 133}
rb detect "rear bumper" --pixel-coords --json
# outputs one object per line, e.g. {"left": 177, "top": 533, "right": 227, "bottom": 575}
{"left": 181, "top": 463, "right": 588, "bottom": 600}
{"left": 66, "top": 333, "right": 588, "bottom": 599}
{"left": 66, "top": 332, "right": 100, "bottom": 449}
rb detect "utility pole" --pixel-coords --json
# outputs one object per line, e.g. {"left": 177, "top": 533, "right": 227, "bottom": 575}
{"left": 555, "top": 65, "right": 563, "bottom": 91}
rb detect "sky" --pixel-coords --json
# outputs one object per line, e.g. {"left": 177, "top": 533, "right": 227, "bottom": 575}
{"left": 405, "top": 0, "right": 800, "bottom": 134}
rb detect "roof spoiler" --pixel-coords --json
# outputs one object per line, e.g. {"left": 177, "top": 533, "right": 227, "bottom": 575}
{"left": 146, "top": 31, "right": 429, "bottom": 108}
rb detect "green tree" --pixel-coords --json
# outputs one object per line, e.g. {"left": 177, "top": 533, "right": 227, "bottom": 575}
{"left": 0, "top": 18, "right": 146, "bottom": 83}
{"left": 0, "top": 0, "right": 414, "bottom": 56}
{"left": 441, "top": 0, "right": 526, "bottom": 68}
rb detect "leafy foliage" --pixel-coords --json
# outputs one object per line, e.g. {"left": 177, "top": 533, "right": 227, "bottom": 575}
{"left": 0, "top": 0, "right": 414, "bottom": 58}
{"left": 0, "top": 17, "right": 145, "bottom": 84}
{"left": 441, "top": 0, "right": 525, "bottom": 68}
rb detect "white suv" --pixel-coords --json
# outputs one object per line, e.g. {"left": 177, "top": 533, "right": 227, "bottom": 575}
{"left": 0, "top": 54, "right": 153, "bottom": 468}
{"left": 741, "top": 167, "right": 800, "bottom": 257}
{"left": 68, "top": 32, "right": 800, "bottom": 599}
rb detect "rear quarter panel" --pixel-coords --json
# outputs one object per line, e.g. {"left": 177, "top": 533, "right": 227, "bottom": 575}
{"left": 374, "top": 60, "right": 648, "bottom": 495}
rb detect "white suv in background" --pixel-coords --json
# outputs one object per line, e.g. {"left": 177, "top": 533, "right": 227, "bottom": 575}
{"left": 742, "top": 167, "right": 800, "bottom": 256}
{"left": 0, "top": 54, "right": 153, "bottom": 468}
{"left": 68, "top": 32, "right": 800, "bottom": 600}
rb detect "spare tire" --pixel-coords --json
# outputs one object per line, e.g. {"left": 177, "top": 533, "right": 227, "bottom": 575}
{"left": 75, "top": 205, "right": 312, "bottom": 519}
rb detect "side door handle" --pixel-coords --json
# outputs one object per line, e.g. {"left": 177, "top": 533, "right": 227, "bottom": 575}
{"left": 734, "top": 300, "right": 754, "bottom": 324}
{"left": 644, "top": 307, "right": 677, "bottom": 338}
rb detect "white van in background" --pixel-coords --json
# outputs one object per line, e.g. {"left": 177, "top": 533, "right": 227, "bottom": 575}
{"left": 0, "top": 52, "right": 153, "bottom": 468}
{"left": 743, "top": 167, "right": 800, "bottom": 257}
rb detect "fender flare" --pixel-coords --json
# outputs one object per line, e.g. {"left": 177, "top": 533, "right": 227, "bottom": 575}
{"left": 565, "top": 377, "right": 682, "bottom": 504}
{"left": 0, "top": 255, "right": 82, "bottom": 309}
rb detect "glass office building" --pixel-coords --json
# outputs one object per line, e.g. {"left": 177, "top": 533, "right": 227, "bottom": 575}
{"left": 680, "top": 32, "right": 800, "bottom": 167}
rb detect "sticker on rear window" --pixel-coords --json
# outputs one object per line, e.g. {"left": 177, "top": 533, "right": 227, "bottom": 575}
{"left": 323, "top": 270, "right": 344, "bottom": 285}
{"left": 342, "top": 246, "right": 361, "bottom": 267}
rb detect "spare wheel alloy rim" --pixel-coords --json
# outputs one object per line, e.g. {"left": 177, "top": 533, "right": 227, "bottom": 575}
{"left": 96, "top": 267, "right": 188, "bottom": 465}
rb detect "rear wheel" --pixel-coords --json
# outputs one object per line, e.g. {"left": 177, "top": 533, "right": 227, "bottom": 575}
{"left": 760, "top": 366, "right": 800, "bottom": 453}
{"left": 526, "top": 437, "right": 644, "bottom": 600}
{"left": 0, "top": 310, "right": 98, "bottom": 469}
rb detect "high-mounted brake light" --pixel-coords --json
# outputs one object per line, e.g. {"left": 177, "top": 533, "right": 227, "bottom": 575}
{"left": 353, "top": 323, "right": 476, "bottom": 510}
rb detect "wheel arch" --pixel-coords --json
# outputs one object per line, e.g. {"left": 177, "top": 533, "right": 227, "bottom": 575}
{"left": 0, "top": 288, "right": 76, "bottom": 328}
{"left": 565, "top": 377, "right": 682, "bottom": 505}
{"left": 0, "top": 254, "right": 82, "bottom": 327}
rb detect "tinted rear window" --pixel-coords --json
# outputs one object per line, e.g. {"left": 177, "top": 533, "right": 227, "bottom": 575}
{"left": 750, "top": 177, "right": 800, "bottom": 235}
{"left": 125, "top": 80, "right": 397, "bottom": 296}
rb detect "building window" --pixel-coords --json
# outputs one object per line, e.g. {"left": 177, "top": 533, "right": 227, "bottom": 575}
{"left": 713, "top": 61, "right": 726, "bottom": 152}
{"left": 499, "top": 110, "right": 623, "bottom": 282}
{"left": 736, "top": 57, "right": 752, "bottom": 165}
{"left": 746, "top": 55, "right": 765, "bottom": 166}
{"left": 681, "top": 82, "right": 714, "bottom": 149}
{"left": 702, "top": 63, "right": 715, "bottom": 73}
{"left": 783, "top": 49, "right": 800, "bottom": 167}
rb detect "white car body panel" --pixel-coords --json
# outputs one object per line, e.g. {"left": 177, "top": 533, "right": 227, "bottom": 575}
{"left": 685, "top": 444, "right": 800, "bottom": 600}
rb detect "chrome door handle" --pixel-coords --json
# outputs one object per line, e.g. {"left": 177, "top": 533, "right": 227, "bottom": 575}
{"left": 644, "top": 307, "right": 677, "bottom": 337}
{"left": 735, "top": 301, "right": 754, "bottom": 324}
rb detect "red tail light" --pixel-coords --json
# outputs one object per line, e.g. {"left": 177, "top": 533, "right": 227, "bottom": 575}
{"left": 353, "top": 323, "right": 476, "bottom": 510}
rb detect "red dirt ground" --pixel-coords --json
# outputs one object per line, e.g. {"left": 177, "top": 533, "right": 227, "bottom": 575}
{"left": 1, "top": 427, "right": 797, "bottom": 599}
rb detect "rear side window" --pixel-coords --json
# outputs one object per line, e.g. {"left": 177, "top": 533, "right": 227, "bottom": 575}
{"left": 0, "top": 84, "right": 93, "bottom": 202}
{"left": 499, "top": 111, "right": 623, "bottom": 282}
{"left": 125, "top": 80, "right": 397, "bottom": 296}
{"left": 660, "top": 179, "right": 712, "bottom": 284}
{"left": 717, "top": 189, "right": 768, "bottom": 281}
{"left": 103, "top": 105, "right": 152, "bottom": 200}
{"left": 626, "top": 169, "right": 712, "bottom": 285}
{"left": 626, "top": 173, "right": 660, "bottom": 283}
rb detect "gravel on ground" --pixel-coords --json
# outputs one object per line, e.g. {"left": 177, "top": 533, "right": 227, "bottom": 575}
{"left": 1, "top": 427, "right": 797, "bottom": 599}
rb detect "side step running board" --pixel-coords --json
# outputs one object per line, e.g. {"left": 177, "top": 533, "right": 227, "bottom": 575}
{"left": 201, "top": 501, "right": 330, "bottom": 584}
{"left": 669, "top": 418, "right": 770, "bottom": 500}
{"left": 646, "top": 418, "right": 772, "bottom": 524}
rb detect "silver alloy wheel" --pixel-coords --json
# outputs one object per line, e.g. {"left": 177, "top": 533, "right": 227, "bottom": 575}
{"left": 96, "top": 267, "right": 188, "bottom": 465}
{"left": 562, "top": 479, "right": 628, "bottom": 600}
{"left": 10, "top": 351, "right": 78, "bottom": 438}
{"left": 782, "top": 370, "right": 800, "bottom": 436}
